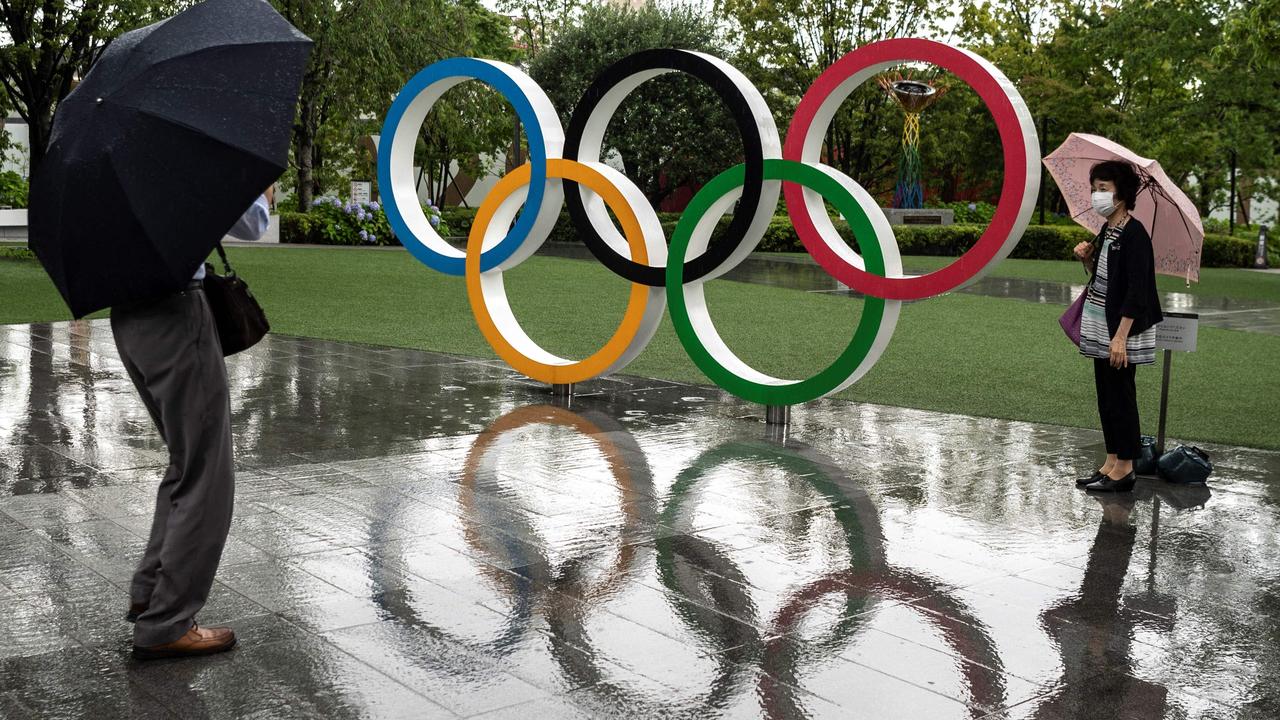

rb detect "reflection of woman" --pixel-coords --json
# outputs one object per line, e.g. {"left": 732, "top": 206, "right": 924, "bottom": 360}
{"left": 1037, "top": 497, "right": 1167, "bottom": 718}
{"left": 1072, "top": 161, "right": 1163, "bottom": 493}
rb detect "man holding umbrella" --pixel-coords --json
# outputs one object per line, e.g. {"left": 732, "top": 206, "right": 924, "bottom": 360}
{"left": 28, "top": 0, "right": 312, "bottom": 659}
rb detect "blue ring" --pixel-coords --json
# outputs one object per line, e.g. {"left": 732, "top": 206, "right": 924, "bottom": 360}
{"left": 378, "top": 57, "right": 549, "bottom": 275}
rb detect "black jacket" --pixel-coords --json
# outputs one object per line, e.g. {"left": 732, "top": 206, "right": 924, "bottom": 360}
{"left": 1089, "top": 218, "right": 1164, "bottom": 337}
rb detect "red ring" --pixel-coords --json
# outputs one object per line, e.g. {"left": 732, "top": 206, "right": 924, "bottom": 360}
{"left": 783, "top": 38, "right": 1034, "bottom": 301}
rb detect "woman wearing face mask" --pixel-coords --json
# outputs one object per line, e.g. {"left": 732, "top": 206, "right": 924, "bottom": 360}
{"left": 1071, "top": 160, "right": 1163, "bottom": 492}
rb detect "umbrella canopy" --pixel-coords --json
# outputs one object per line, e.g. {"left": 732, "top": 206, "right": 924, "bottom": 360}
{"left": 29, "top": 0, "right": 312, "bottom": 317}
{"left": 1043, "top": 132, "right": 1204, "bottom": 282}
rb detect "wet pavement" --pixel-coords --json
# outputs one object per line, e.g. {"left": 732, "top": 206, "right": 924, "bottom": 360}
{"left": 3, "top": 320, "right": 1280, "bottom": 719}
{"left": 540, "top": 244, "right": 1280, "bottom": 336}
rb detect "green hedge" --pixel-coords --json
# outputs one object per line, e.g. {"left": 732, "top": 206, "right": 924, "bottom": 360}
{"left": 280, "top": 197, "right": 449, "bottom": 245}
{"left": 440, "top": 207, "right": 478, "bottom": 238}
{"left": 0, "top": 245, "right": 35, "bottom": 261}
{"left": 658, "top": 218, "right": 1255, "bottom": 268}
{"left": 327, "top": 203, "right": 1262, "bottom": 269}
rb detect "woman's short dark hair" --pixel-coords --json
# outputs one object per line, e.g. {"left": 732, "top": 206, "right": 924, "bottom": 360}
{"left": 1089, "top": 160, "right": 1141, "bottom": 210}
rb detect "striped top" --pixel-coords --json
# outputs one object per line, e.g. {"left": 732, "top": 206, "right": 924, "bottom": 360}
{"left": 1080, "top": 224, "right": 1157, "bottom": 365}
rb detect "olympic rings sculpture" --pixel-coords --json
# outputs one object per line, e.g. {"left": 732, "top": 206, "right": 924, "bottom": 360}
{"left": 378, "top": 38, "right": 1039, "bottom": 406}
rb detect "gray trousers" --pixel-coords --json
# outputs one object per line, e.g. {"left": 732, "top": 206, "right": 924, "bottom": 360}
{"left": 111, "top": 285, "right": 235, "bottom": 647}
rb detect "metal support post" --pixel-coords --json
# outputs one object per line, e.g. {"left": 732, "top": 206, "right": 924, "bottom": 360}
{"left": 765, "top": 404, "right": 791, "bottom": 427}
{"left": 1155, "top": 349, "right": 1173, "bottom": 457}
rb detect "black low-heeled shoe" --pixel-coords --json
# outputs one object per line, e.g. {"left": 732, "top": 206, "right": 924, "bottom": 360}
{"left": 1086, "top": 470, "right": 1136, "bottom": 493}
{"left": 1076, "top": 471, "right": 1106, "bottom": 487}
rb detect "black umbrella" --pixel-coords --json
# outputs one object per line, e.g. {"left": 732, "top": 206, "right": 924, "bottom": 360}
{"left": 29, "top": 0, "right": 312, "bottom": 317}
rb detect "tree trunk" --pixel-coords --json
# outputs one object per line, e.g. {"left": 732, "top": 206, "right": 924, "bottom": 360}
{"left": 312, "top": 142, "right": 324, "bottom": 198}
{"left": 297, "top": 134, "right": 315, "bottom": 211}
{"left": 26, "top": 107, "right": 55, "bottom": 175}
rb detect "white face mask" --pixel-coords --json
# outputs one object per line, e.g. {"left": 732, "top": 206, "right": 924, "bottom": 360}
{"left": 1091, "top": 190, "right": 1117, "bottom": 217}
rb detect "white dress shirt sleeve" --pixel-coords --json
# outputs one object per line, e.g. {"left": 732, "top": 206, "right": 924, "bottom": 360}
{"left": 227, "top": 194, "right": 271, "bottom": 241}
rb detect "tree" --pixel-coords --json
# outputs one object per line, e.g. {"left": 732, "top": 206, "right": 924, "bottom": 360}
{"left": 413, "top": 0, "right": 518, "bottom": 207}
{"left": 0, "top": 0, "right": 178, "bottom": 173}
{"left": 1211, "top": 0, "right": 1280, "bottom": 226}
{"left": 498, "top": 0, "right": 579, "bottom": 59}
{"left": 528, "top": 2, "right": 741, "bottom": 209}
{"left": 949, "top": 0, "right": 1279, "bottom": 227}
{"left": 272, "top": 0, "right": 516, "bottom": 211}
{"left": 717, "top": 0, "right": 939, "bottom": 200}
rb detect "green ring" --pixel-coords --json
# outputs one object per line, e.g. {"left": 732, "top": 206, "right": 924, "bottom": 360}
{"left": 665, "top": 158, "right": 888, "bottom": 406}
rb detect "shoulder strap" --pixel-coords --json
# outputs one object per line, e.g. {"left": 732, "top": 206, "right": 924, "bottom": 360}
{"left": 215, "top": 242, "right": 236, "bottom": 277}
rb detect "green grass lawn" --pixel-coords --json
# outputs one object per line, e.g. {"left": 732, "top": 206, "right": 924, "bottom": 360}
{"left": 3, "top": 244, "right": 1278, "bottom": 449}
{"left": 901, "top": 255, "right": 1280, "bottom": 304}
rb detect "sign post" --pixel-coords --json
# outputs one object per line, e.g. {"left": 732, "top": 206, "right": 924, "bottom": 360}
{"left": 350, "top": 181, "right": 372, "bottom": 205}
{"left": 1256, "top": 225, "right": 1270, "bottom": 269}
{"left": 1154, "top": 312, "right": 1199, "bottom": 456}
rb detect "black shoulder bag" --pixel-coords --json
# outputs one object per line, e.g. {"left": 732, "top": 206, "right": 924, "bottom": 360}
{"left": 203, "top": 243, "right": 269, "bottom": 356}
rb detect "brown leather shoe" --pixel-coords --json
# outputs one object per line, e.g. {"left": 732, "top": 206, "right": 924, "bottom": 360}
{"left": 132, "top": 623, "right": 237, "bottom": 660}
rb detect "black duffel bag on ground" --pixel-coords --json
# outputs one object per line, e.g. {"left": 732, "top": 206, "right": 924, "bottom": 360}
{"left": 1157, "top": 445, "right": 1212, "bottom": 486}
{"left": 203, "top": 243, "right": 269, "bottom": 356}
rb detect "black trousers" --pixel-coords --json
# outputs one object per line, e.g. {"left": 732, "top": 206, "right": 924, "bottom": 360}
{"left": 111, "top": 285, "right": 235, "bottom": 647}
{"left": 1093, "top": 358, "right": 1141, "bottom": 460}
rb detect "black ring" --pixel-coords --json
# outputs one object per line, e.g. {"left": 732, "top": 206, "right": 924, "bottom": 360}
{"left": 563, "top": 49, "right": 770, "bottom": 287}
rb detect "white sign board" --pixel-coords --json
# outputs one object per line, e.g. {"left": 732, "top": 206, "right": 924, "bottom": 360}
{"left": 350, "top": 181, "right": 372, "bottom": 204}
{"left": 1156, "top": 312, "right": 1198, "bottom": 352}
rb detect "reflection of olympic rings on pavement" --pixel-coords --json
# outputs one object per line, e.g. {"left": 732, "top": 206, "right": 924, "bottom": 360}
{"left": 759, "top": 569, "right": 1005, "bottom": 719}
{"left": 460, "top": 404, "right": 739, "bottom": 715}
{"left": 450, "top": 404, "right": 1006, "bottom": 716}
{"left": 459, "top": 404, "right": 656, "bottom": 605}
{"left": 380, "top": 39, "right": 1039, "bottom": 403}
{"left": 653, "top": 440, "right": 888, "bottom": 713}
{"left": 656, "top": 439, "right": 1006, "bottom": 718}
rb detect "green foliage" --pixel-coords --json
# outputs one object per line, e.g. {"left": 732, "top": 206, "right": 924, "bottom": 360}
{"left": 280, "top": 197, "right": 448, "bottom": 245}
{"left": 0, "top": 244, "right": 34, "bottom": 261}
{"left": 278, "top": 212, "right": 315, "bottom": 245}
{"left": 413, "top": 0, "right": 520, "bottom": 207}
{"left": 716, "top": 0, "right": 938, "bottom": 201}
{"left": 0, "top": 170, "right": 27, "bottom": 208}
{"left": 499, "top": 0, "right": 580, "bottom": 58}
{"left": 528, "top": 3, "right": 740, "bottom": 210}
{"left": 551, "top": 216, "right": 1253, "bottom": 268}
{"left": 439, "top": 207, "right": 479, "bottom": 238}
{"left": 0, "top": 0, "right": 181, "bottom": 171}
{"left": 925, "top": 200, "right": 997, "bottom": 224}
{"left": 1202, "top": 217, "right": 1261, "bottom": 236}
{"left": 271, "top": 0, "right": 514, "bottom": 210}
{"left": 959, "top": 0, "right": 1278, "bottom": 223}
{"left": 1201, "top": 231, "right": 1258, "bottom": 268}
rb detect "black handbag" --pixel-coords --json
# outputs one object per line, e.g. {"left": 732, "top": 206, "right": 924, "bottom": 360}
{"left": 202, "top": 243, "right": 269, "bottom": 356}
{"left": 1156, "top": 445, "right": 1212, "bottom": 486}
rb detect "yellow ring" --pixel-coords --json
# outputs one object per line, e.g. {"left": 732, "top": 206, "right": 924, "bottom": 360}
{"left": 466, "top": 158, "right": 652, "bottom": 384}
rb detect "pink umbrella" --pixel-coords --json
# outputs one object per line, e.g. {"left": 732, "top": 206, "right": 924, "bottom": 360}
{"left": 1043, "top": 132, "right": 1204, "bottom": 282}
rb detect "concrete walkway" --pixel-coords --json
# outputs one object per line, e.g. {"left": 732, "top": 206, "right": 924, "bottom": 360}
{"left": 2, "top": 320, "right": 1277, "bottom": 718}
